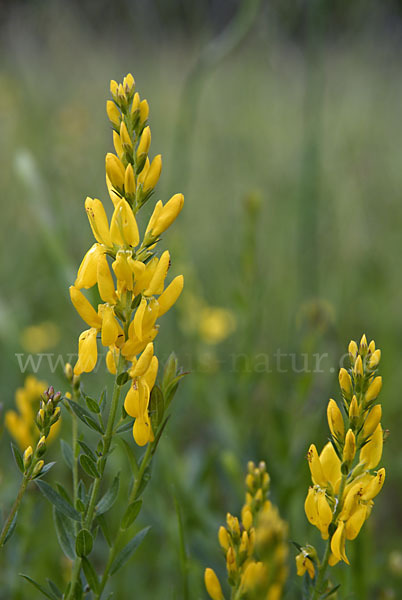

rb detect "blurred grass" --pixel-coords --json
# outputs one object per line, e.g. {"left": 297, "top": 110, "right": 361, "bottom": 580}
{"left": 0, "top": 3, "right": 402, "bottom": 598}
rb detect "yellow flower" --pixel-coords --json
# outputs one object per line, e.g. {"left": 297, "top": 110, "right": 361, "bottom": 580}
{"left": 296, "top": 552, "right": 315, "bottom": 579}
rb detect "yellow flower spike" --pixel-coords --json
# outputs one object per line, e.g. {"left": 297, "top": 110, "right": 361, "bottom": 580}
{"left": 296, "top": 553, "right": 315, "bottom": 579}
{"left": 204, "top": 568, "right": 224, "bottom": 600}
{"left": 368, "top": 349, "right": 381, "bottom": 370}
{"left": 157, "top": 274, "right": 184, "bottom": 317}
{"left": 365, "top": 376, "right": 382, "bottom": 403}
{"left": 119, "top": 120, "right": 132, "bottom": 151}
{"left": 136, "top": 125, "right": 151, "bottom": 161}
{"left": 304, "top": 487, "right": 319, "bottom": 526}
{"left": 319, "top": 442, "right": 341, "bottom": 493}
{"left": 75, "top": 243, "right": 103, "bottom": 290}
{"left": 307, "top": 444, "right": 327, "bottom": 487}
{"left": 69, "top": 286, "right": 102, "bottom": 328}
{"left": 361, "top": 468, "right": 385, "bottom": 501}
{"left": 131, "top": 343, "right": 154, "bottom": 377}
{"left": 327, "top": 398, "right": 345, "bottom": 440}
{"left": 113, "top": 130, "right": 124, "bottom": 161}
{"left": 124, "top": 163, "right": 136, "bottom": 196}
{"left": 74, "top": 328, "right": 98, "bottom": 375}
{"left": 133, "top": 297, "right": 147, "bottom": 341}
{"left": 85, "top": 197, "right": 113, "bottom": 247}
{"left": 316, "top": 491, "right": 332, "bottom": 538}
{"left": 362, "top": 404, "right": 382, "bottom": 439}
{"left": 105, "top": 153, "right": 125, "bottom": 191}
{"left": 97, "top": 254, "right": 117, "bottom": 304}
{"left": 343, "top": 429, "right": 356, "bottom": 464}
{"left": 110, "top": 199, "right": 140, "bottom": 247}
{"left": 143, "top": 154, "right": 162, "bottom": 193}
{"left": 143, "top": 355, "right": 158, "bottom": 391}
{"left": 339, "top": 367, "right": 353, "bottom": 400}
{"left": 139, "top": 99, "right": 149, "bottom": 125}
{"left": 100, "top": 305, "right": 120, "bottom": 347}
{"left": 106, "top": 347, "right": 119, "bottom": 374}
{"left": 348, "top": 340, "right": 358, "bottom": 361}
{"left": 148, "top": 193, "right": 184, "bottom": 238}
{"left": 349, "top": 395, "right": 359, "bottom": 421}
{"left": 331, "top": 520, "right": 349, "bottom": 564}
{"left": 359, "top": 334, "right": 368, "bottom": 354}
{"left": 360, "top": 423, "right": 383, "bottom": 469}
{"left": 354, "top": 355, "right": 363, "bottom": 377}
{"left": 345, "top": 505, "right": 367, "bottom": 540}
{"left": 368, "top": 340, "right": 376, "bottom": 353}
{"left": 106, "top": 100, "right": 121, "bottom": 128}
{"left": 218, "top": 526, "right": 230, "bottom": 551}
{"left": 144, "top": 250, "right": 170, "bottom": 296}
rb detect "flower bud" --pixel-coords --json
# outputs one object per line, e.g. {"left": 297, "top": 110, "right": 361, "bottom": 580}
{"left": 32, "top": 460, "right": 45, "bottom": 477}
{"left": 365, "top": 376, "right": 382, "bottom": 404}
{"left": 343, "top": 429, "right": 356, "bottom": 464}
{"left": 23, "top": 446, "right": 33, "bottom": 470}
{"left": 339, "top": 368, "right": 353, "bottom": 400}
{"left": 204, "top": 568, "right": 224, "bottom": 600}
{"left": 218, "top": 526, "right": 229, "bottom": 551}
{"left": 106, "top": 100, "right": 120, "bottom": 128}
{"left": 327, "top": 399, "right": 345, "bottom": 440}
{"left": 368, "top": 349, "right": 381, "bottom": 370}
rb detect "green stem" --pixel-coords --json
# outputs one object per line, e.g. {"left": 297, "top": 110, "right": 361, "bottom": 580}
{"left": 95, "top": 443, "right": 153, "bottom": 599}
{"left": 0, "top": 475, "right": 29, "bottom": 547}
{"left": 65, "top": 354, "right": 125, "bottom": 600}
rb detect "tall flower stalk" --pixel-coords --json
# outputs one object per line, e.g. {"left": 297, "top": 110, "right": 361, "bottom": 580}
{"left": 296, "top": 335, "right": 386, "bottom": 599}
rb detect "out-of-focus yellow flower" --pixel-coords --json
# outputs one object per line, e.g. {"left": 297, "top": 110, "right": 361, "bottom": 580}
{"left": 199, "top": 307, "right": 236, "bottom": 345}
{"left": 20, "top": 321, "right": 60, "bottom": 353}
{"left": 5, "top": 375, "right": 60, "bottom": 450}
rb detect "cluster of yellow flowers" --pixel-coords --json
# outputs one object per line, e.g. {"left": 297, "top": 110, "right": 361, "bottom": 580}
{"left": 69, "top": 74, "right": 184, "bottom": 446}
{"left": 205, "top": 462, "right": 288, "bottom": 600}
{"left": 5, "top": 375, "right": 60, "bottom": 450}
{"left": 297, "top": 335, "right": 385, "bottom": 576}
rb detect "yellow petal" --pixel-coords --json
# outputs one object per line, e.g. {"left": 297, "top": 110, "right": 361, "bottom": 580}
{"left": 97, "top": 254, "right": 117, "bottom": 304}
{"left": 320, "top": 442, "right": 341, "bottom": 492}
{"left": 307, "top": 444, "right": 327, "bottom": 487}
{"left": 75, "top": 243, "right": 102, "bottom": 289}
{"left": 100, "top": 305, "right": 120, "bottom": 347}
{"left": 131, "top": 343, "right": 154, "bottom": 377}
{"left": 304, "top": 487, "right": 319, "bottom": 526}
{"left": 74, "top": 328, "right": 98, "bottom": 375}
{"left": 360, "top": 424, "right": 383, "bottom": 469}
{"left": 204, "top": 568, "right": 224, "bottom": 600}
{"left": 85, "top": 197, "right": 112, "bottom": 246}
{"left": 69, "top": 286, "right": 102, "bottom": 328}
{"left": 327, "top": 399, "right": 344, "bottom": 440}
{"left": 157, "top": 275, "right": 184, "bottom": 317}
{"left": 331, "top": 521, "right": 349, "bottom": 564}
{"left": 110, "top": 199, "right": 139, "bottom": 247}
{"left": 345, "top": 505, "right": 367, "bottom": 540}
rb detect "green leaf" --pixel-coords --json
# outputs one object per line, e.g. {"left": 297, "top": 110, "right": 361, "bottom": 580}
{"left": 121, "top": 500, "right": 142, "bottom": 530}
{"left": 10, "top": 443, "right": 24, "bottom": 473}
{"left": 116, "top": 371, "right": 129, "bottom": 386}
{"left": 56, "top": 482, "right": 73, "bottom": 505}
{"left": 133, "top": 466, "right": 152, "bottom": 499}
{"left": 149, "top": 385, "right": 164, "bottom": 430}
{"left": 46, "top": 580, "right": 62, "bottom": 598}
{"left": 53, "top": 507, "right": 75, "bottom": 560}
{"left": 76, "top": 528, "right": 93, "bottom": 557}
{"left": 78, "top": 441, "right": 97, "bottom": 462}
{"left": 66, "top": 397, "right": 104, "bottom": 433}
{"left": 82, "top": 556, "right": 99, "bottom": 593}
{"left": 80, "top": 454, "right": 100, "bottom": 479}
{"left": 117, "top": 438, "right": 139, "bottom": 475}
{"left": 322, "top": 584, "right": 341, "bottom": 598}
{"left": 35, "top": 480, "right": 81, "bottom": 521}
{"left": 95, "top": 473, "right": 120, "bottom": 515}
{"left": 115, "top": 420, "right": 133, "bottom": 434}
{"left": 20, "top": 574, "right": 59, "bottom": 599}
{"left": 60, "top": 439, "right": 73, "bottom": 469}
{"left": 2, "top": 511, "right": 18, "bottom": 545}
{"left": 84, "top": 396, "right": 100, "bottom": 414}
{"left": 96, "top": 513, "right": 112, "bottom": 546}
{"left": 32, "top": 461, "right": 56, "bottom": 479}
{"left": 110, "top": 526, "right": 150, "bottom": 575}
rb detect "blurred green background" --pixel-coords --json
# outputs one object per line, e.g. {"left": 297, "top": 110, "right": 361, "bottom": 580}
{"left": 1, "top": 0, "right": 402, "bottom": 598}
